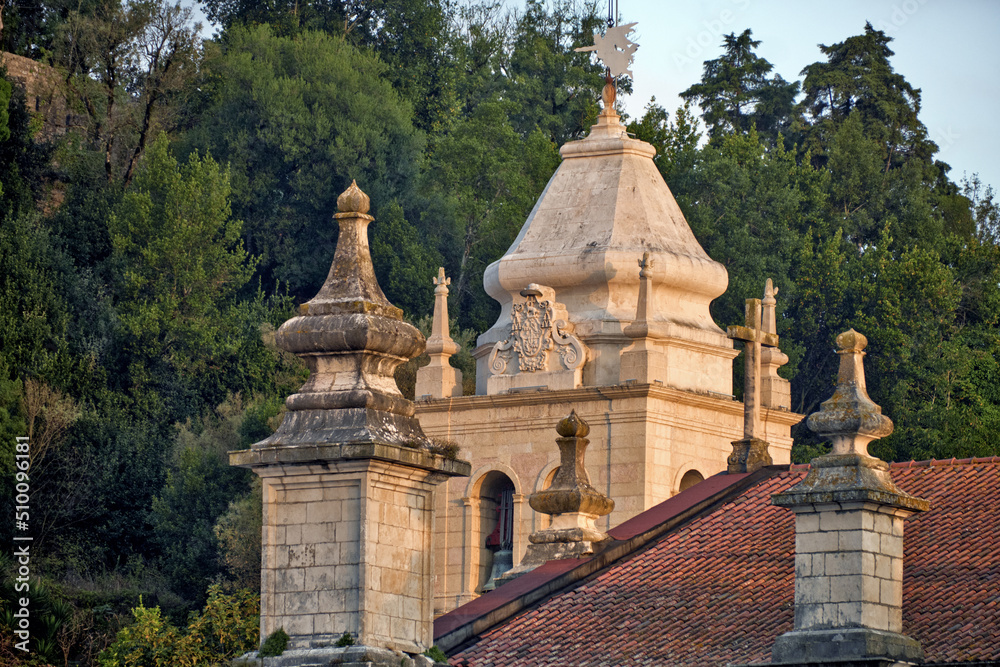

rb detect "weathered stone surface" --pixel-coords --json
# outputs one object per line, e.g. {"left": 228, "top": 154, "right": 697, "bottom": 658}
{"left": 475, "top": 104, "right": 736, "bottom": 393}
{"left": 728, "top": 437, "right": 773, "bottom": 474}
{"left": 807, "top": 330, "right": 893, "bottom": 457}
{"left": 229, "top": 182, "right": 469, "bottom": 662}
{"left": 771, "top": 628, "right": 924, "bottom": 665}
{"left": 769, "top": 329, "right": 927, "bottom": 666}
{"left": 497, "top": 412, "right": 614, "bottom": 583}
{"left": 415, "top": 268, "right": 463, "bottom": 399}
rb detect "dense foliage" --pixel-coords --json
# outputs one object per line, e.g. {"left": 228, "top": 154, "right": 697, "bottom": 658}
{"left": 0, "top": 2, "right": 997, "bottom": 663}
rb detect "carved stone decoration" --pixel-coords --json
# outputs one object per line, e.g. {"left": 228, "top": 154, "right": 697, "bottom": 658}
{"left": 489, "top": 284, "right": 586, "bottom": 377}
{"left": 495, "top": 411, "right": 614, "bottom": 585}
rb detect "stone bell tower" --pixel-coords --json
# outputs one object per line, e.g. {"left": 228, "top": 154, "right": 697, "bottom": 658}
{"left": 231, "top": 182, "right": 470, "bottom": 664}
{"left": 417, "top": 74, "right": 801, "bottom": 614}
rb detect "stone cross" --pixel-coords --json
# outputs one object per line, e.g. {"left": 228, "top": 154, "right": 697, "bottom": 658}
{"left": 431, "top": 267, "right": 451, "bottom": 339}
{"left": 416, "top": 267, "right": 462, "bottom": 399}
{"left": 727, "top": 295, "right": 779, "bottom": 441}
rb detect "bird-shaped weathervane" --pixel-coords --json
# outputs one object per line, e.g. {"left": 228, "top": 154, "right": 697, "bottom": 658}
{"left": 575, "top": 22, "right": 639, "bottom": 79}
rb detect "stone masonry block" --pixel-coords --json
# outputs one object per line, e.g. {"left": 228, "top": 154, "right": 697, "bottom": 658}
{"left": 796, "top": 576, "right": 830, "bottom": 604}
{"left": 880, "top": 578, "right": 902, "bottom": 607}
{"left": 873, "top": 512, "right": 893, "bottom": 535}
{"left": 306, "top": 500, "right": 342, "bottom": 524}
{"left": 862, "top": 577, "right": 881, "bottom": 604}
{"left": 303, "top": 566, "right": 332, "bottom": 591}
{"left": 862, "top": 550, "right": 875, "bottom": 575}
{"left": 287, "top": 486, "right": 324, "bottom": 503}
{"left": 862, "top": 529, "right": 882, "bottom": 553}
{"left": 285, "top": 591, "right": 319, "bottom": 615}
{"left": 882, "top": 533, "right": 904, "bottom": 558}
{"left": 278, "top": 502, "right": 308, "bottom": 526}
{"left": 888, "top": 604, "right": 903, "bottom": 633}
{"left": 820, "top": 511, "right": 863, "bottom": 532}
{"left": 339, "top": 542, "right": 358, "bottom": 562}
{"left": 797, "top": 603, "right": 825, "bottom": 629}
{"left": 837, "top": 601, "right": 864, "bottom": 627}
{"left": 874, "top": 553, "right": 892, "bottom": 579}
{"left": 825, "top": 551, "right": 863, "bottom": 576}
{"left": 288, "top": 544, "right": 315, "bottom": 568}
{"left": 280, "top": 613, "right": 313, "bottom": 637}
{"left": 336, "top": 520, "right": 360, "bottom": 544}
{"left": 838, "top": 529, "right": 862, "bottom": 551}
{"left": 317, "top": 588, "right": 346, "bottom": 613}
{"left": 891, "top": 556, "right": 903, "bottom": 581}
{"left": 311, "top": 541, "right": 337, "bottom": 567}
{"left": 402, "top": 595, "right": 421, "bottom": 620}
{"left": 861, "top": 601, "right": 890, "bottom": 631}
{"left": 276, "top": 567, "right": 305, "bottom": 593}
{"left": 891, "top": 515, "right": 904, "bottom": 537}
{"left": 794, "top": 555, "right": 811, "bottom": 578}
{"left": 335, "top": 564, "right": 357, "bottom": 590}
{"left": 798, "top": 530, "right": 839, "bottom": 554}
{"left": 812, "top": 553, "right": 826, "bottom": 575}
{"left": 861, "top": 511, "right": 875, "bottom": 531}
{"left": 795, "top": 513, "right": 821, "bottom": 534}
{"left": 285, "top": 524, "right": 301, "bottom": 545}
{"left": 828, "top": 575, "right": 862, "bottom": 603}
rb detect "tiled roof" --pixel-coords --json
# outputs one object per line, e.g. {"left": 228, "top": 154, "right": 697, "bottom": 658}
{"left": 442, "top": 457, "right": 1000, "bottom": 666}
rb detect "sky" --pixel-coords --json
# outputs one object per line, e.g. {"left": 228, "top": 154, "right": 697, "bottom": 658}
{"left": 617, "top": 0, "right": 1000, "bottom": 192}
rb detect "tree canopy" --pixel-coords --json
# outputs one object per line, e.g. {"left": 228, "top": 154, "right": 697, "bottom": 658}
{"left": 0, "top": 5, "right": 997, "bottom": 663}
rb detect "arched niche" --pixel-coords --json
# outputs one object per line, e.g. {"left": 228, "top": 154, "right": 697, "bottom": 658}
{"left": 677, "top": 468, "right": 705, "bottom": 493}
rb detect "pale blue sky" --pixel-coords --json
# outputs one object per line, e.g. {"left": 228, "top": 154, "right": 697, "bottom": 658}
{"left": 621, "top": 0, "right": 1000, "bottom": 192}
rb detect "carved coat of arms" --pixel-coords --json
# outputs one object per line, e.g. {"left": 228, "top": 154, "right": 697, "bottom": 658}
{"left": 489, "top": 285, "right": 586, "bottom": 375}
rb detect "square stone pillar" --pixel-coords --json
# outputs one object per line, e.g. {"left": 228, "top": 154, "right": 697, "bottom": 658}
{"left": 771, "top": 462, "right": 927, "bottom": 664}
{"left": 769, "top": 330, "right": 928, "bottom": 666}
{"left": 234, "top": 444, "right": 468, "bottom": 657}
{"left": 231, "top": 182, "right": 470, "bottom": 666}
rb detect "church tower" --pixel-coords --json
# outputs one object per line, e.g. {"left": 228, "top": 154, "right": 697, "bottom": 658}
{"left": 415, "top": 24, "right": 801, "bottom": 614}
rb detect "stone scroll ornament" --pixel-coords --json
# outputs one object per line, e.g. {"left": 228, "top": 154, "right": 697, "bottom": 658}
{"left": 489, "top": 285, "right": 586, "bottom": 375}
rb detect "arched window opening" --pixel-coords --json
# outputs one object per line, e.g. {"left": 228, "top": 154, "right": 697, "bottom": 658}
{"left": 679, "top": 469, "right": 704, "bottom": 493}
{"left": 478, "top": 471, "right": 515, "bottom": 592}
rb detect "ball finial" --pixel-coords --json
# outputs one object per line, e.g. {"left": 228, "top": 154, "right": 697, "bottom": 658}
{"left": 337, "top": 179, "right": 371, "bottom": 214}
{"left": 557, "top": 410, "right": 590, "bottom": 438}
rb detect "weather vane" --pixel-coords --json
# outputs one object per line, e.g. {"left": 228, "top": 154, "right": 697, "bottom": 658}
{"left": 574, "top": 0, "right": 637, "bottom": 115}
{"left": 575, "top": 21, "right": 639, "bottom": 80}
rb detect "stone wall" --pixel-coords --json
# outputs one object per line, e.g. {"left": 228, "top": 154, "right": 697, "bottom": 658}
{"left": 1, "top": 52, "right": 82, "bottom": 140}
{"left": 791, "top": 502, "right": 907, "bottom": 633}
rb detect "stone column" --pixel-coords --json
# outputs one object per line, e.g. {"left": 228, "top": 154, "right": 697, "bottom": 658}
{"left": 415, "top": 267, "right": 463, "bottom": 399}
{"left": 499, "top": 411, "right": 614, "bottom": 582}
{"left": 760, "top": 279, "right": 791, "bottom": 410}
{"left": 770, "top": 329, "right": 929, "bottom": 666}
{"left": 231, "top": 181, "right": 470, "bottom": 666}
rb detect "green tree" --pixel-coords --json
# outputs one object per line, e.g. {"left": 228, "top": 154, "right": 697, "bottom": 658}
{"left": 58, "top": 0, "right": 202, "bottom": 183}
{"left": 184, "top": 26, "right": 428, "bottom": 310}
{"left": 681, "top": 29, "right": 798, "bottom": 145}
{"left": 109, "top": 133, "right": 255, "bottom": 381}
{"left": 422, "top": 100, "right": 560, "bottom": 331}
{"left": 797, "top": 22, "right": 936, "bottom": 171}
{"left": 150, "top": 398, "right": 253, "bottom": 601}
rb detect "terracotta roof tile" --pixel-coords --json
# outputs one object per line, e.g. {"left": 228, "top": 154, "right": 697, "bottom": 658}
{"left": 444, "top": 459, "right": 1000, "bottom": 666}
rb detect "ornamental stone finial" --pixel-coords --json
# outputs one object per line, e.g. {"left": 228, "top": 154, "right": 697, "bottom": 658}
{"left": 806, "top": 329, "right": 893, "bottom": 457}
{"left": 416, "top": 267, "right": 463, "bottom": 399}
{"left": 337, "top": 179, "right": 370, "bottom": 214}
{"left": 496, "top": 411, "right": 614, "bottom": 585}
